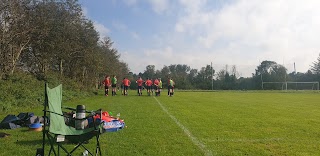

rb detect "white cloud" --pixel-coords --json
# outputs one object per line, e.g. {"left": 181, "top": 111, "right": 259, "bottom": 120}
{"left": 144, "top": 46, "right": 173, "bottom": 58}
{"left": 148, "top": 0, "right": 169, "bottom": 14}
{"left": 131, "top": 32, "right": 140, "bottom": 40}
{"left": 93, "top": 21, "right": 110, "bottom": 40}
{"left": 122, "top": 0, "right": 170, "bottom": 14}
{"left": 81, "top": 7, "right": 89, "bottom": 17}
{"left": 85, "top": 0, "right": 320, "bottom": 77}
{"left": 123, "top": 0, "right": 137, "bottom": 6}
{"left": 171, "top": 0, "right": 320, "bottom": 76}
{"left": 112, "top": 21, "right": 128, "bottom": 31}
{"left": 179, "top": 0, "right": 207, "bottom": 12}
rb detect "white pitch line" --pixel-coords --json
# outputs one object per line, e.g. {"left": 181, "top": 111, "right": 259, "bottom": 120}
{"left": 203, "top": 138, "right": 283, "bottom": 143}
{"left": 153, "top": 97, "right": 213, "bottom": 156}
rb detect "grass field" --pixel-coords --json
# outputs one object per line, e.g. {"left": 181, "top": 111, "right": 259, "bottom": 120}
{"left": 1, "top": 89, "right": 320, "bottom": 155}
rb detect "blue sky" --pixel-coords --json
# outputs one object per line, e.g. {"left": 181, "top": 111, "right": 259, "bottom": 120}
{"left": 79, "top": 0, "right": 320, "bottom": 77}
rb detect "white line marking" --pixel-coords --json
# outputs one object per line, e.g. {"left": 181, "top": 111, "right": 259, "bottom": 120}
{"left": 153, "top": 97, "right": 213, "bottom": 156}
{"left": 203, "top": 138, "right": 283, "bottom": 143}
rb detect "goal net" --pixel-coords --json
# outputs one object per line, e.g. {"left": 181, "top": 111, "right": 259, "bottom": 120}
{"left": 262, "top": 82, "right": 319, "bottom": 90}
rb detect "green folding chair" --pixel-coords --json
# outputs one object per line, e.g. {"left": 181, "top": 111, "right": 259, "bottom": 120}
{"left": 42, "top": 84, "right": 104, "bottom": 156}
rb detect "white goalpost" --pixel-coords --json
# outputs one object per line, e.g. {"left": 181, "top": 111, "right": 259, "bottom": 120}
{"left": 262, "top": 81, "right": 319, "bottom": 90}
{"left": 260, "top": 61, "right": 319, "bottom": 90}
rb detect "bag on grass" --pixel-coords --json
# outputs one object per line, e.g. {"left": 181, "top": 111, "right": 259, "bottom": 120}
{"left": 0, "top": 115, "right": 21, "bottom": 129}
{"left": 16, "top": 112, "right": 34, "bottom": 126}
{"left": 103, "top": 120, "right": 125, "bottom": 132}
{"left": 0, "top": 122, "right": 21, "bottom": 129}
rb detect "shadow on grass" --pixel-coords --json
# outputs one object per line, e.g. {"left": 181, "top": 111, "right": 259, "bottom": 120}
{"left": 15, "top": 139, "right": 44, "bottom": 146}
{"left": 19, "top": 129, "right": 30, "bottom": 132}
{"left": 16, "top": 136, "right": 92, "bottom": 146}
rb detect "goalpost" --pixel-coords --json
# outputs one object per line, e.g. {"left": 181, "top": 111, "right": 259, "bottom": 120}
{"left": 262, "top": 82, "right": 319, "bottom": 90}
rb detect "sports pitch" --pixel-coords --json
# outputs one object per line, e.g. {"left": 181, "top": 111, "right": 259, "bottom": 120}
{"left": 1, "top": 90, "right": 320, "bottom": 155}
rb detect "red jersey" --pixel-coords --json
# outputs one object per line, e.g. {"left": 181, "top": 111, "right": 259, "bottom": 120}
{"left": 145, "top": 80, "right": 153, "bottom": 86}
{"left": 104, "top": 79, "right": 110, "bottom": 86}
{"left": 154, "top": 79, "right": 159, "bottom": 86}
{"left": 122, "top": 79, "right": 130, "bottom": 86}
{"left": 136, "top": 79, "right": 143, "bottom": 86}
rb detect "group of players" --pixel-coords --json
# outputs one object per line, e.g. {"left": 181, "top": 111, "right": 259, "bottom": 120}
{"left": 102, "top": 75, "right": 175, "bottom": 97}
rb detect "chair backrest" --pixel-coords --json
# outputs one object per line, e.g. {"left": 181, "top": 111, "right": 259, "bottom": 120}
{"left": 46, "top": 84, "right": 92, "bottom": 135}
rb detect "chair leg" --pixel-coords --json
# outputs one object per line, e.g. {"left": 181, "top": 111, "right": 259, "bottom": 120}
{"left": 96, "top": 135, "right": 102, "bottom": 156}
{"left": 57, "top": 142, "right": 71, "bottom": 156}
{"left": 80, "top": 144, "right": 93, "bottom": 156}
{"left": 58, "top": 142, "right": 60, "bottom": 156}
{"left": 69, "top": 142, "right": 85, "bottom": 154}
{"left": 46, "top": 133, "right": 57, "bottom": 156}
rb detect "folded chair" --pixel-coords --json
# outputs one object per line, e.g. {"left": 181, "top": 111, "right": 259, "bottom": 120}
{"left": 42, "top": 84, "right": 104, "bottom": 156}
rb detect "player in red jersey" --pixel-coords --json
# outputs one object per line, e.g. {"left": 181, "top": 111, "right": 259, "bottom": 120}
{"left": 153, "top": 78, "right": 160, "bottom": 96}
{"left": 145, "top": 78, "right": 153, "bottom": 96}
{"left": 136, "top": 77, "right": 144, "bottom": 96}
{"left": 122, "top": 77, "right": 131, "bottom": 96}
{"left": 103, "top": 75, "right": 111, "bottom": 96}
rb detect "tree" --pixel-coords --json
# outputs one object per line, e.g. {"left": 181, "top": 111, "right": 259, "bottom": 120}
{"left": 161, "top": 65, "right": 170, "bottom": 78}
{"left": 311, "top": 53, "right": 320, "bottom": 74}
{"left": 188, "top": 68, "right": 198, "bottom": 88}
{"left": 0, "top": 0, "right": 128, "bottom": 90}
{"left": 0, "top": 0, "right": 34, "bottom": 78}
{"left": 253, "top": 60, "right": 287, "bottom": 89}
{"left": 143, "top": 65, "right": 155, "bottom": 79}
{"left": 195, "top": 65, "right": 214, "bottom": 90}
{"left": 98, "top": 37, "right": 129, "bottom": 85}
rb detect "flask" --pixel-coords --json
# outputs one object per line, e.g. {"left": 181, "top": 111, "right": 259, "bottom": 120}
{"left": 75, "top": 105, "right": 86, "bottom": 130}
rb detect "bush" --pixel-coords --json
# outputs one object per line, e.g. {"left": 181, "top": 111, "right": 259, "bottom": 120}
{"left": 0, "top": 72, "right": 43, "bottom": 112}
{"left": 0, "top": 71, "right": 96, "bottom": 112}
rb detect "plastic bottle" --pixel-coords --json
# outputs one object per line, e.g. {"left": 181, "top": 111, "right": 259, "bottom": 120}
{"left": 83, "top": 150, "right": 88, "bottom": 156}
{"left": 116, "top": 113, "right": 120, "bottom": 119}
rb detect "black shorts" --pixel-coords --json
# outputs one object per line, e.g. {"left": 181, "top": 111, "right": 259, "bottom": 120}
{"left": 112, "top": 84, "right": 116, "bottom": 88}
{"left": 138, "top": 86, "right": 142, "bottom": 90}
{"left": 124, "top": 85, "right": 129, "bottom": 90}
{"left": 146, "top": 86, "right": 151, "bottom": 90}
{"left": 105, "top": 86, "right": 109, "bottom": 90}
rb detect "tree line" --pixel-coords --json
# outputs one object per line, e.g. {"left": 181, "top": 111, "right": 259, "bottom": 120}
{"left": 0, "top": 0, "right": 129, "bottom": 90}
{"left": 128, "top": 58, "right": 320, "bottom": 90}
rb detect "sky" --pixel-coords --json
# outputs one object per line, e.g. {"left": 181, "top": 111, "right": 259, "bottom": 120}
{"left": 78, "top": 0, "right": 320, "bottom": 77}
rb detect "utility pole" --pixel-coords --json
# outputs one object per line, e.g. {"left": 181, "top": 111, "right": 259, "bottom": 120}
{"left": 211, "top": 62, "right": 213, "bottom": 90}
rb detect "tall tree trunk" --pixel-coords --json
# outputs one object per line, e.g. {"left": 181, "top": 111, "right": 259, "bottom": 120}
{"left": 60, "top": 59, "right": 63, "bottom": 77}
{"left": 82, "top": 66, "right": 86, "bottom": 82}
{"left": 10, "top": 39, "right": 30, "bottom": 75}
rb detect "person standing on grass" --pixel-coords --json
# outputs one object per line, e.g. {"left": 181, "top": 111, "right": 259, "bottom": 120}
{"left": 167, "top": 77, "right": 171, "bottom": 96}
{"left": 111, "top": 75, "right": 117, "bottom": 96}
{"left": 121, "top": 78, "right": 124, "bottom": 95}
{"left": 153, "top": 78, "right": 160, "bottom": 96}
{"left": 136, "top": 77, "right": 144, "bottom": 96}
{"left": 158, "top": 78, "right": 162, "bottom": 96}
{"left": 151, "top": 78, "right": 155, "bottom": 96}
{"left": 103, "top": 75, "right": 111, "bottom": 96}
{"left": 169, "top": 78, "right": 175, "bottom": 97}
{"left": 145, "top": 78, "right": 153, "bottom": 96}
{"left": 122, "top": 77, "right": 131, "bottom": 96}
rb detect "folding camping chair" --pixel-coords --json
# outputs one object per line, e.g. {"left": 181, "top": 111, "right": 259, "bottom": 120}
{"left": 41, "top": 84, "right": 104, "bottom": 156}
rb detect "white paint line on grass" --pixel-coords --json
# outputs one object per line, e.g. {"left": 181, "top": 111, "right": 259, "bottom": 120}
{"left": 203, "top": 138, "right": 283, "bottom": 143}
{"left": 153, "top": 97, "right": 213, "bottom": 156}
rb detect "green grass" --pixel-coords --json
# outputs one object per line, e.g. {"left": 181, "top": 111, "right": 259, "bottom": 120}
{"left": 1, "top": 90, "right": 320, "bottom": 155}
